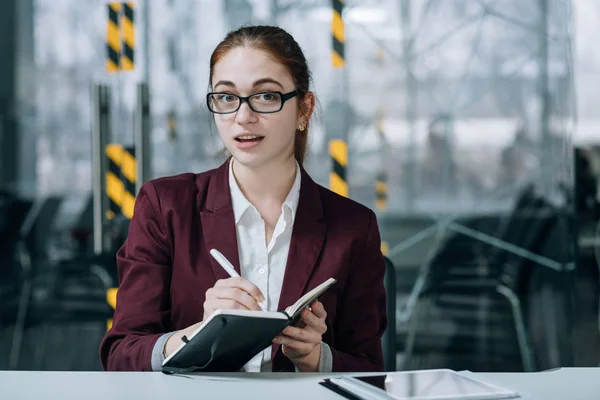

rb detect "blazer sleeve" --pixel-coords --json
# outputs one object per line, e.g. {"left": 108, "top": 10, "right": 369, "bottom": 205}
{"left": 99, "top": 181, "right": 173, "bottom": 371}
{"left": 330, "top": 210, "right": 388, "bottom": 372}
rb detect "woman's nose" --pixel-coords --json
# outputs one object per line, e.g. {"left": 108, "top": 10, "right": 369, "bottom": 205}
{"left": 234, "top": 101, "right": 257, "bottom": 124}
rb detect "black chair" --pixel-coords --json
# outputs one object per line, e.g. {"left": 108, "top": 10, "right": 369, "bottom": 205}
{"left": 19, "top": 257, "right": 114, "bottom": 370}
{"left": 7, "top": 195, "right": 117, "bottom": 370}
{"left": 383, "top": 256, "right": 397, "bottom": 371}
{"left": 399, "top": 190, "right": 558, "bottom": 372}
{"left": 0, "top": 196, "right": 33, "bottom": 369}
{"left": 8, "top": 196, "right": 64, "bottom": 369}
{"left": 0, "top": 195, "right": 33, "bottom": 302}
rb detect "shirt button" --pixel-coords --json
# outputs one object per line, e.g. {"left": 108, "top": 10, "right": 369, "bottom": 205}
{"left": 258, "top": 268, "right": 265, "bottom": 274}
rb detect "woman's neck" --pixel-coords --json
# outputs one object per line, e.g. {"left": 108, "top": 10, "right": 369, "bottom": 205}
{"left": 231, "top": 157, "right": 298, "bottom": 207}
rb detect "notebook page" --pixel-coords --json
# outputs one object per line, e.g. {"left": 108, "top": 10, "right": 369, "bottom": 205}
{"left": 284, "top": 278, "right": 336, "bottom": 318}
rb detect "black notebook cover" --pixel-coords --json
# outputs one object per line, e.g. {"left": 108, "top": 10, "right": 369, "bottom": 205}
{"left": 319, "top": 379, "right": 362, "bottom": 400}
{"left": 161, "top": 310, "right": 290, "bottom": 373}
{"left": 161, "top": 277, "right": 336, "bottom": 373}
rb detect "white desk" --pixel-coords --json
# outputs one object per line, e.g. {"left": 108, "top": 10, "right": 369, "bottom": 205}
{"left": 477, "top": 368, "right": 599, "bottom": 399}
{"left": 0, "top": 368, "right": 598, "bottom": 400}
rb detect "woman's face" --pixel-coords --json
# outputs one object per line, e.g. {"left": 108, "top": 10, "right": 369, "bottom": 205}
{"left": 211, "top": 46, "right": 303, "bottom": 169}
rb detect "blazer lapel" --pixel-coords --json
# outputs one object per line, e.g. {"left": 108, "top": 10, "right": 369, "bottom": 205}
{"left": 199, "top": 158, "right": 241, "bottom": 281}
{"left": 272, "top": 168, "right": 327, "bottom": 365}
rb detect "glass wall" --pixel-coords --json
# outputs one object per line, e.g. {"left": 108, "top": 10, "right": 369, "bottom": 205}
{"left": 2, "top": 0, "right": 598, "bottom": 372}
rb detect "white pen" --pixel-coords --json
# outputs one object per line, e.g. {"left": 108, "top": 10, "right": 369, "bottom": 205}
{"left": 209, "top": 249, "right": 267, "bottom": 311}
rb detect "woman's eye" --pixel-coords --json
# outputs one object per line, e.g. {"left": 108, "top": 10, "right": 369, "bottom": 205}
{"left": 257, "top": 93, "right": 277, "bottom": 101}
{"left": 214, "top": 94, "right": 236, "bottom": 103}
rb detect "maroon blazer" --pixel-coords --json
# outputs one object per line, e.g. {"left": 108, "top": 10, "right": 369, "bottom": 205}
{"left": 99, "top": 159, "right": 387, "bottom": 372}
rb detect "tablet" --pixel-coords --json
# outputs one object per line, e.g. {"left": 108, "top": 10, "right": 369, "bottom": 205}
{"left": 324, "top": 369, "right": 520, "bottom": 400}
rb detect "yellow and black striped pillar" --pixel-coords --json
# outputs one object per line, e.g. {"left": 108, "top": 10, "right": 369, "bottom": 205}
{"left": 120, "top": 2, "right": 135, "bottom": 71}
{"left": 375, "top": 173, "right": 388, "bottom": 211}
{"left": 106, "top": 2, "right": 135, "bottom": 73}
{"left": 106, "top": 144, "right": 121, "bottom": 220}
{"left": 105, "top": 144, "right": 137, "bottom": 220}
{"left": 120, "top": 146, "right": 137, "bottom": 218}
{"left": 331, "top": 0, "right": 345, "bottom": 68}
{"left": 381, "top": 241, "right": 389, "bottom": 257}
{"left": 329, "top": 139, "right": 348, "bottom": 197}
{"left": 106, "top": 288, "right": 118, "bottom": 331}
{"left": 106, "top": 3, "right": 121, "bottom": 72}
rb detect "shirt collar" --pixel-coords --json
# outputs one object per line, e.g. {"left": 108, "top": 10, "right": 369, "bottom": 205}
{"left": 229, "top": 159, "right": 253, "bottom": 224}
{"left": 228, "top": 159, "right": 302, "bottom": 225}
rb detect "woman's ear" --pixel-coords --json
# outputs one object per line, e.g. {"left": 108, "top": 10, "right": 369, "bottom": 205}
{"left": 299, "top": 91, "right": 316, "bottom": 124}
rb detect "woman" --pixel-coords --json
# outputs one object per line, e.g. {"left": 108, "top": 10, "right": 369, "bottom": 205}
{"left": 99, "top": 25, "right": 387, "bottom": 373}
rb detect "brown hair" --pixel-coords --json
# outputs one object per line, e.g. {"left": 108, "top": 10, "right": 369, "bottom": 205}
{"left": 209, "top": 25, "right": 314, "bottom": 166}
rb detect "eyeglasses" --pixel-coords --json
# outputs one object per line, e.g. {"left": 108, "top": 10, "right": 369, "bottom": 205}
{"left": 206, "top": 90, "right": 298, "bottom": 114}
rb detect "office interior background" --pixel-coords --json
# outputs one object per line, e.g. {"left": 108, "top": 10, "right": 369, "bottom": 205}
{"left": 1, "top": 0, "right": 599, "bottom": 372}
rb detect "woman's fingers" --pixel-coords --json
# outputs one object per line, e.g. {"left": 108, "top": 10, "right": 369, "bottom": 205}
{"left": 273, "top": 334, "right": 315, "bottom": 358}
{"left": 300, "top": 309, "right": 322, "bottom": 329}
{"left": 280, "top": 326, "right": 320, "bottom": 343}
{"left": 215, "top": 277, "right": 265, "bottom": 303}
{"left": 299, "top": 302, "right": 327, "bottom": 334}
{"left": 310, "top": 301, "right": 327, "bottom": 319}
{"left": 213, "top": 287, "right": 262, "bottom": 311}
{"left": 204, "top": 288, "right": 262, "bottom": 317}
{"left": 206, "top": 277, "right": 267, "bottom": 315}
{"left": 204, "top": 297, "right": 244, "bottom": 312}
{"left": 273, "top": 302, "right": 328, "bottom": 362}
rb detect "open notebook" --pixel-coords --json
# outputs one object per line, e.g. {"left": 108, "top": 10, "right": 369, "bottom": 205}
{"left": 161, "top": 277, "right": 336, "bottom": 373}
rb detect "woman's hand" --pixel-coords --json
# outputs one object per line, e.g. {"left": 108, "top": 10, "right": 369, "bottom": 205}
{"left": 164, "top": 320, "right": 203, "bottom": 358}
{"left": 203, "top": 277, "right": 265, "bottom": 321}
{"left": 273, "top": 301, "right": 327, "bottom": 372}
{"left": 164, "top": 277, "right": 264, "bottom": 359}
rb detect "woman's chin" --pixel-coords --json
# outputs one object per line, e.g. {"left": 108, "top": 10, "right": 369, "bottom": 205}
{"left": 230, "top": 152, "right": 267, "bottom": 169}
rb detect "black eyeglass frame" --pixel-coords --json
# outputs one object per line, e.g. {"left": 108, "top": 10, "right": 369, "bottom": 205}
{"left": 206, "top": 90, "right": 298, "bottom": 114}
